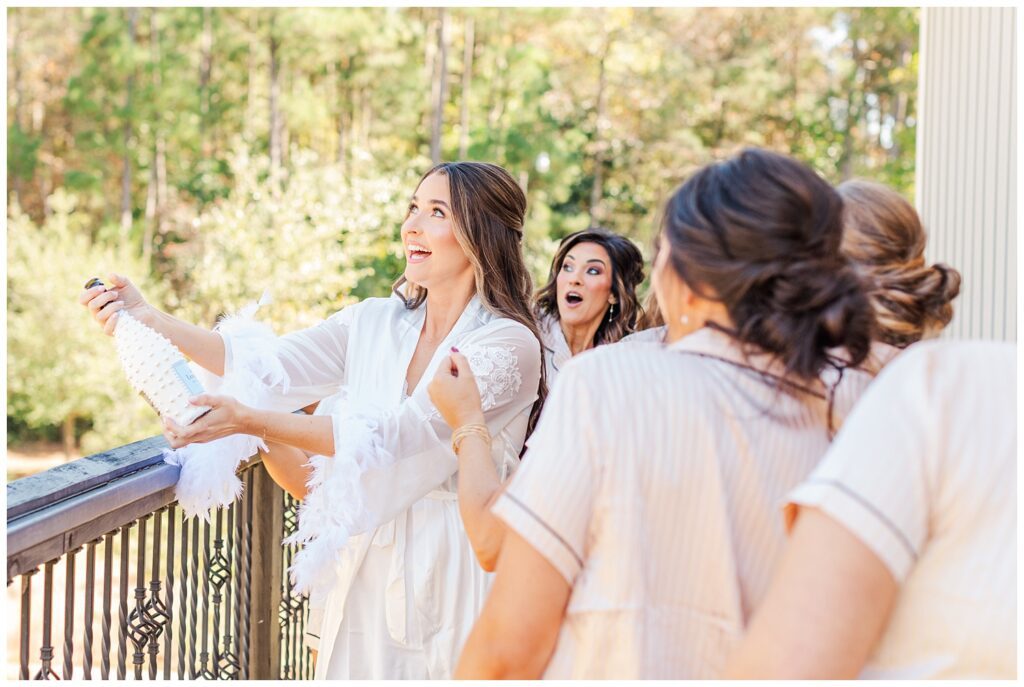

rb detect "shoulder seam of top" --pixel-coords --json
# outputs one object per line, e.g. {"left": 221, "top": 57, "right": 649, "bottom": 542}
{"left": 804, "top": 478, "right": 919, "bottom": 563}
{"left": 502, "top": 491, "right": 585, "bottom": 570}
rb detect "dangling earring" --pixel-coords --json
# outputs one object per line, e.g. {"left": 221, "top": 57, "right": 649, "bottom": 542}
{"left": 607, "top": 302, "right": 617, "bottom": 321}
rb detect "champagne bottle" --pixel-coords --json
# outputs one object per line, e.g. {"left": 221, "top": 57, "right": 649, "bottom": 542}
{"left": 86, "top": 277, "right": 211, "bottom": 426}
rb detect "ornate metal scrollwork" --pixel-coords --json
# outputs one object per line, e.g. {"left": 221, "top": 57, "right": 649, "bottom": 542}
{"left": 128, "top": 586, "right": 169, "bottom": 657}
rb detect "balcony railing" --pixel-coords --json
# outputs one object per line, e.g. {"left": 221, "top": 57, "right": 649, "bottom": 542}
{"left": 6, "top": 436, "right": 312, "bottom": 680}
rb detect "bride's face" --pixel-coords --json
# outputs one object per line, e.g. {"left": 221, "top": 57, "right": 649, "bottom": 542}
{"left": 401, "top": 172, "right": 473, "bottom": 289}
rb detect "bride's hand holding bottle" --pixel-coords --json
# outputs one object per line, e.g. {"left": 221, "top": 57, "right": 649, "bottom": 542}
{"left": 78, "top": 273, "right": 152, "bottom": 336}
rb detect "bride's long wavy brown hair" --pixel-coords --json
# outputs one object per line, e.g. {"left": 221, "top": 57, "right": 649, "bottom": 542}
{"left": 393, "top": 162, "right": 547, "bottom": 435}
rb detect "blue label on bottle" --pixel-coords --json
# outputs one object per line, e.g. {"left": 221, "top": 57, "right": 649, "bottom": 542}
{"left": 173, "top": 360, "right": 205, "bottom": 396}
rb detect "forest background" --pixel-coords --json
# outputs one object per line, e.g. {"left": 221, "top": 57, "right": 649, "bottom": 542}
{"left": 6, "top": 7, "right": 919, "bottom": 472}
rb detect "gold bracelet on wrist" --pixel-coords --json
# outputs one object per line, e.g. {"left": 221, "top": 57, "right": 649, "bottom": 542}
{"left": 451, "top": 422, "right": 491, "bottom": 455}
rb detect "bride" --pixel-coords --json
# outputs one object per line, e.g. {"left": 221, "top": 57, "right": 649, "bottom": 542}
{"left": 79, "top": 161, "right": 545, "bottom": 679}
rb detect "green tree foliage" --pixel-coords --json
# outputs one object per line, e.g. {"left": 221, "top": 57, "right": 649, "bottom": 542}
{"left": 169, "top": 146, "right": 419, "bottom": 332}
{"left": 7, "top": 191, "right": 164, "bottom": 454}
{"left": 7, "top": 7, "right": 921, "bottom": 456}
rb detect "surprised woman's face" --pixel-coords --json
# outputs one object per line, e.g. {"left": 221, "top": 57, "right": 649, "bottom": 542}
{"left": 400, "top": 172, "right": 473, "bottom": 290}
{"left": 555, "top": 241, "right": 615, "bottom": 330}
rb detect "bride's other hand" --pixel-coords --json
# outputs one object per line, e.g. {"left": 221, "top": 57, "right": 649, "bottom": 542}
{"left": 162, "top": 394, "right": 252, "bottom": 449}
{"left": 428, "top": 348, "right": 485, "bottom": 430}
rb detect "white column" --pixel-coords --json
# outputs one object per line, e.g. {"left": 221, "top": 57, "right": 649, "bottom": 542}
{"left": 916, "top": 7, "right": 1017, "bottom": 341}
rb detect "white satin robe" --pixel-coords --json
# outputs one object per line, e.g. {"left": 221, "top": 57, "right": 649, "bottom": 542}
{"left": 538, "top": 313, "right": 572, "bottom": 384}
{"left": 219, "top": 294, "right": 541, "bottom": 679}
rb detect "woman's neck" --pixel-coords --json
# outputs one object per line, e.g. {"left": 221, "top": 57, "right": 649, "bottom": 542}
{"left": 666, "top": 309, "right": 734, "bottom": 345}
{"left": 560, "top": 317, "right": 602, "bottom": 357}
{"left": 422, "top": 279, "right": 477, "bottom": 343}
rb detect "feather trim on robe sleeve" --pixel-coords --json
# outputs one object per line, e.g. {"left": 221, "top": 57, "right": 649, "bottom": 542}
{"left": 283, "top": 407, "right": 397, "bottom": 595}
{"left": 282, "top": 339, "right": 530, "bottom": 597}
{"left": 162, "top": 293, "right": 288, "bottom": 521}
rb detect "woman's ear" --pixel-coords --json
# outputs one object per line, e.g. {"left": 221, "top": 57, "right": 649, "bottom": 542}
{"left": 680, "top": 280, "right": 700, "bottom": 308}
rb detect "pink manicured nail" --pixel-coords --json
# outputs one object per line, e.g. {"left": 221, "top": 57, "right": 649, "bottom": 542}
{"left": 451, "top": 346, "right": 459, "bottom": 352}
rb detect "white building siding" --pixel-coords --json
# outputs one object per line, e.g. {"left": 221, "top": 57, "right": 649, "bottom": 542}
{"left": 916, "top": 7, "right": 1017, "bottom": 341}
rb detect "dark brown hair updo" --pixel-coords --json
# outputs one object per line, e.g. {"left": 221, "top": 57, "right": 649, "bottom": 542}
{"left": 838, "top": 179, "right": 961, "bottom": 348}
{"left": 534, "top": 227, "right": 646, "bottom": 345}
{"left": 392, "top": 161, "right": 547, "bottom": 435}
{"left": 662, "top": 148, "right": 875, "bottom": 381}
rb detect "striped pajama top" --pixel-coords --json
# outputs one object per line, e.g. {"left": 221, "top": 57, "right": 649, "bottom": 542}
{"left": 787, "top": 340, "right": 1016, "bottom": 678}
{"left": 491, "top": 325, "right": 877, "bottom": 679}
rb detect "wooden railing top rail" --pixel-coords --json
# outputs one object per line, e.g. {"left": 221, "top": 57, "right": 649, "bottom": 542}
{"left": 7, "top": 436, "right": 170, "bottom": 520}
{"left": 6, "top": 436, "right": 261, "bottom": 580}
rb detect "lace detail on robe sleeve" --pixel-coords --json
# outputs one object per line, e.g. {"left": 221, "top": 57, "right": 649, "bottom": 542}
{"left": 461, "top": 343, "right": 523, "bottom": 410}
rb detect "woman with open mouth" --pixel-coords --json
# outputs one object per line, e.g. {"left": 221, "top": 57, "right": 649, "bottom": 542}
{"left": 79, "top": 161, "right": 545, "bottom": 679}
{"left": 532, "top": 227, "right": 646, "bottom": 383}
{"left": 425, "top": 227, "right": 644, "bottom": 574}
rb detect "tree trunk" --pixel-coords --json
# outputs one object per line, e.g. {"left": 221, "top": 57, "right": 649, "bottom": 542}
{"left": 338, "top": 106, "right": 349, "bottom": 175}
{"left": 430, "top": 8, "right": 449, "bottom": 164}
{"left": 423, "top": 17, "right": 438, "bottom": 140}
{"left": 336, "top": 55, "right": 353, "bottom": 179}
{"left": 246, "top": 13, "right": 258, "bottom": 141}
{"left": 144, "top": 8, "right": 162, "bottom": 268}
{"left": 9, "top": 8, "right": 23, "bottom": 129}
{"left": 888, "top": 40, "right": 909, "bottom": 161}
{"left": 790, "top": 38, "right": 800, "bottom": 150}
{"left": 840, "top": 33, "right": 861, "bottom": 181}
{"left": 157, "top": 135, "right": 167, "bottom": 226}
{"left": 145, "top": 160, "right": 157, "bottom": 265}
{"left": 39, "top": 170, "right": 52, "bottom": 218}
{"left": 281, "top": 74, "right": 290, "bottom": 169}
{"left": 269, "top": 14, "right": 282, "bottom": 172}
{"left": 323, "top": 59, "right": 335, "bottom": 161}
{"left": 199, "top": 7, "right": 213, "bottom": 158}
{"left": 144, "top": 135, "right": 168, "bottom": 258}
{"left": 589, "top": 48, "right": 608, "bottom": 226}
{"left": 31, "top": 99, "right": 44, "bottom": 134}
{"left": 459, "top": 17, "right": 474, "bottom": 159}
{"left": 336, "top": 64, "right": 348, "bottom": 168}
{"left": 9, "top": 8, "right": 24, "bottom": 204}
{"left": 121, "top": 7, "right": 139, "bottom": 241}
{"left": 62, "top": 413, "right": 76, "bottom": 459}
{"left": 352, "top": 86, "right": 362, "bottom": 151}
{"left": 487, "top": 34, "right": 510, "bottom": 161}
{"left": 361, "top": 88, "right": 372, "bottom": 148}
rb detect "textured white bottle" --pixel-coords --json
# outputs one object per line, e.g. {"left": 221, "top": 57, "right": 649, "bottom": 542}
{"left": 88, "top": 278, "right": 211, "bottom": 426}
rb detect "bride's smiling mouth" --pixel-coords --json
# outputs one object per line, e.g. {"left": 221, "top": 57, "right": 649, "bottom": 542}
{"left": 406, "top": 241, "right": 433, "bottom": 263}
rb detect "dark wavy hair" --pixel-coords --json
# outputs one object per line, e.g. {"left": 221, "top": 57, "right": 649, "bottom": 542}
{"left": 838, "top": 179, "right": 961, "bottom": 348}
{"left": 392, "top": 162, "right": 547, "bottom": 435}
{"left": 636, "top": 286, "right": 665, "bottom": 331}
{"left": 534, "top": 227, "right": 646, "bottom": 345}
{"left": 661, "top": 148, "right": 875, "bottom": 381}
